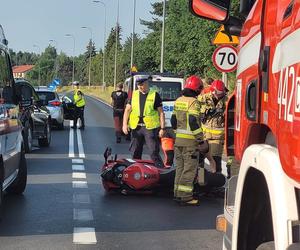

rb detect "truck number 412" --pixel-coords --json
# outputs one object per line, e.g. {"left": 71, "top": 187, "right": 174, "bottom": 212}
{"left": 277, "top": 66, "right": 300, "bottom": 122}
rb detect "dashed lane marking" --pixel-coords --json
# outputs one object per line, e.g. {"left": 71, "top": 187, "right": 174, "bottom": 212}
{"left": 73, "top": 227, "right": 97, "bottom": 244}
{"left": 72, "top": 165, "right": 85, "bottom": 171}
{"left": 73, "top": 208, "right": 94, "bottom": 221}
{"left": 73, "top": 194, "right": 91, "bottom": 204}
{"left": 72, "top": 172, "right": 87, "bottom": 179}
{"left": 72, "top": 159, "right": 84, "bottom": 164}
{"left": 72, "top": 181, "right": 88, "bottom": 189}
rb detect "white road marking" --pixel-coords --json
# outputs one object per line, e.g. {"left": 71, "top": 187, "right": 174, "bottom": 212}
{"left": 73, "top": 227, "right": 97, "bottom": 244}
{"left": 72, "top": 181, "right": 88, "bottom": 188}
{"left": 73, "top": 194, "right": 91, "bottom": 204}
{"left": 76, "top": 129, "right": 85, "bottom": 158}
{"left": 72, "top": 165, "right": 85, "bottom": 171}
{"left": 72, "top": 172, "right": 86, "bottom": 179}
{"left": 69, "top": 121, "right": 75, "bottom": 158}
{"left": 72, "top": 159, "right": 84, "bottom": 164}
{"left": 73, "top": 208, "right": 93, "bottom": 221}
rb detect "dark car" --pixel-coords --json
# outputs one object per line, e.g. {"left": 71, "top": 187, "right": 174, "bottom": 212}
{"left": 0, "top": 25, "right": 27, "bottom": 212}
{"left": 15, "top": 79, "right": 52, "bottom": 153}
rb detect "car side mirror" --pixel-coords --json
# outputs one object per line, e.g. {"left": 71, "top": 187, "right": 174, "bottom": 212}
{"left": 189, "top": 0, "right": 230, "bottom": 23}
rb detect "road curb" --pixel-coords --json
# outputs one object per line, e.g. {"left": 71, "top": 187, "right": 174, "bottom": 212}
{"left": 86, "top": 95, "right": 112, "bottom": 108}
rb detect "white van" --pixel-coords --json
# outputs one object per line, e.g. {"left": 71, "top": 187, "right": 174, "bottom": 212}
{"left": 124, "top": 73, "right": 184, "bottom": 128}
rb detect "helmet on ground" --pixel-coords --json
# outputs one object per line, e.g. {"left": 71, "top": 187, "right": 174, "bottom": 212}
{"left": 210, "top": 80, "right": 227, "bottom": 97}
{"left": 184, "top": 76, "right": 203, "bottom": 94}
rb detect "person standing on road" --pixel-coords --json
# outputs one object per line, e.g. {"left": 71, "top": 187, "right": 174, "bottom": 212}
{"left": 171, "top": 75, "right": 211, "bottom": 206}
{"left": 111, "top": 83, "right": 128, "bottom": 143}
{"left": 72, "top": 81, "right": 86, "bottom": 130}
{"left": 202, "top": 77, "right": 214, "bottom": 94}
{"left": 198, "top": 80, "right": 228, "bottom": 173}
{"left": 122, "top": 77, "right": 165, "bottom": 168}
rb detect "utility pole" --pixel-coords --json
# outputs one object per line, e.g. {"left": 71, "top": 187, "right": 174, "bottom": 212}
{"left": 65, "top": 34, "right": 76, "bottom": 82}
{"left": 33, "top": 44, "right": 41, "bottom": 85}
{"left": 49, "top": 39, "right": 59, "bottom": 78}
{"left": 160, "top": 0, "right": 166, "bottom": 73}
{"left": 114, "top": 0, "right": 120, "bottom": 90}
{"left": 130, "top": 0, "right": 136, "bottom": 69}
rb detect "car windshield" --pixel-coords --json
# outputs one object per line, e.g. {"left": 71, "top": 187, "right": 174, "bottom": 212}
{"left": 36, "top": 91, "right": 56, "bottom": 102}
{"left": 148, "top": 81, "right": 182, "bottom": 101}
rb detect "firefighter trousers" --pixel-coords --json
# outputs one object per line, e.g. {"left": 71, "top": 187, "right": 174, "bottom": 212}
{"left": 174, "top": 146, "right": 199, "bottom": 201}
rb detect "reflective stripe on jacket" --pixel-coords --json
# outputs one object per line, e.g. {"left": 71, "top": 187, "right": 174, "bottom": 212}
{"left": 173, "top": 96, "right": 202, "bottom": 146}
{"left": 198, "top": 92, "right": 226, "bottom": 140}
{"left": 74, "top": 89, "right": 86, "bottom": 107}
{"left": 129, "top": 90, "right": 160, "bottom": 129}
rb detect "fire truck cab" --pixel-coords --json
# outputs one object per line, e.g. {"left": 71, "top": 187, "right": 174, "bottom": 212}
{"left": 190, "top": 0, "right": 300, "bottom": 249}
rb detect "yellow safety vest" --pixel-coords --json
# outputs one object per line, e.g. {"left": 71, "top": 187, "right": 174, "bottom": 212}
{"left": 129, "top": 90, "right": 160, "bottom": 130}
{"left": 74, "top": 89, "right": 86, "bottom": 107}
{"left": 174, "top": 96, "right": 202, "bottom": 142}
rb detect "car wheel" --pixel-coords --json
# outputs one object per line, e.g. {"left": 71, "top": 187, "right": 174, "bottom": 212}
{"left": 38, "top": 122, "right": 51, "bottom": 147}
{"left": 24, "top": 124, "right": 33, "bottom": 153}
{"left": 6, "top": 147, "right": 27, "bottom": 194}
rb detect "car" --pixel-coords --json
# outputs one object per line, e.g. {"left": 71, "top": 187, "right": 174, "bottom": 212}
{"left": 15, "top": 80, "right": 52, "bottom": 153}
{"left": 35, "top": 87, "right": 64, "bottom": 129}
{"left": 0, "top": 25, "right": 27, "bottom": 212}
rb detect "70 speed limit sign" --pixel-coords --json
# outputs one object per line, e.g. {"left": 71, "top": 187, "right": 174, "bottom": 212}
{"left": 212, "top": 45, "right": 238, "bottom": 73}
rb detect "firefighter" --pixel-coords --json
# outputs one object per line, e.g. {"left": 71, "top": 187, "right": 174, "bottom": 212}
{"left": 72, "top": 81, "right": 86, "bottom": 130}
{"left": 111, "top": 83, "right": 128, "bottom": 143}
{"left": 198, "top": 80, "right": 228, "bottom": 173}
{"left": 202, "top": 77, "right": 214, "bottom": 94}
{"left": 122, "top": 77, "right": 165, "bottom": 168}
{"left": 171, "top": 75, "right": 211, "bottom": 206}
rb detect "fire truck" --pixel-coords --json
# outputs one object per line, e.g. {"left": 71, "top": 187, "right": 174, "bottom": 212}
{"left": 189, "top": 0, "right": 300, "bottom": 249}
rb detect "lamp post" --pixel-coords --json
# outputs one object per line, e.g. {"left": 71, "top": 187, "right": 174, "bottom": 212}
{"left": 131, "top": 0, "right": 136, "bottom": 69}
{"left": 81, "top": 26, "right": 93, "bottom": 89}
{"left": 114, "top": 0, "right": 120, "bottom": 90}
{"left": 49, "top": 39, "right": 59, "bottom": 78}
{"left": 33, "top": 44, "right": 41, "bottom": 85}
{"left": 160, "top": 0, "right": 166, "bottom": 73}
{"left": 65, "top": 34, "right": 76, "bottom": 82}
{"left": 93, "top": 0, "right": 106, "bottom": 88}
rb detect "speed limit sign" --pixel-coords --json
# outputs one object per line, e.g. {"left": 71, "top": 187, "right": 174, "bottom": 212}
{"left": 212, "top": 45, "right": 238, "bottom": 73}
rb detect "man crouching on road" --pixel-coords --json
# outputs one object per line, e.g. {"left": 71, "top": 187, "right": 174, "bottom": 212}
{"left": 122, "top": 76, "right": 165, "bottom": 168}
{"left": 171, "top": 76, "right": 212, "bottom": 206}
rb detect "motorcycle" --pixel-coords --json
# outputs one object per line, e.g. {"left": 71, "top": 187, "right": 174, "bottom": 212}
{"left": 100, "top": 147, "right": 226, "bottom": 196}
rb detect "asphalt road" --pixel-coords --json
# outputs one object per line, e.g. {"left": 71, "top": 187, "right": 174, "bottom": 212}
{"left": 0, "top": 96, "right": 223, "bottom": 250}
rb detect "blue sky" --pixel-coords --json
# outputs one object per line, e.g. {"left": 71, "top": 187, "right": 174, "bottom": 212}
{"left": 0, "top": 0, "right": 156, "bottom": 56}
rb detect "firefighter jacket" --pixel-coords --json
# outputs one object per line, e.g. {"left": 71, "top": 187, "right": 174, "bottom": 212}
{"left": 129, "top": 90, "right": 160, "bottom": 130}
{"left": 171, "top": 95, "right": 203, "bottom": 147}
{"left": 74, "top": 89, "right": 86, "bottom": 107}
{"left": 198, "top": 92, "right": 227, "bottom": 140}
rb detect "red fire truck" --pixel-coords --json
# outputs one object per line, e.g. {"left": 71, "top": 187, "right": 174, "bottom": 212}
{"left": 189, "top": 0, "right": 300, "bottom": 249}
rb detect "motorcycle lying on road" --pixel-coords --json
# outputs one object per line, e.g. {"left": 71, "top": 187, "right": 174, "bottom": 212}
{"left": 100, "top": 147, "right": 226, "bottom": 196}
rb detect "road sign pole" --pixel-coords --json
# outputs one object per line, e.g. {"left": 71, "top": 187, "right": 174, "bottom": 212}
{"left": 222, "top": 72, "right": 228, "bottom": 88}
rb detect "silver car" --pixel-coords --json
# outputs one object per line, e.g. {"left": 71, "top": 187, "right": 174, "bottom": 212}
{"left": 35, "top": 87, "right": 64, "bottom": 129}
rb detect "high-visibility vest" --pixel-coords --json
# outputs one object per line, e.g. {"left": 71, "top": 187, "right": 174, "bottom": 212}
{"left": 174, "top": 96, "right": 202, "bottom": 141}
{"left": 74, "top": 89, "right": 85, "bottom": 107}
{"left": 129, "top": 90, "right": 160, "bottom": 129}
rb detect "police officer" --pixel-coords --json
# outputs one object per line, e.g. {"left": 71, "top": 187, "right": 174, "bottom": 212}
{"left": 111, "top": 83, "right": 128, "bottom": 143}
{"left": 198, "top": 80, "right": 228, "bottom": 173}
{"left": 72, "top": 81, "right": 86, "bottom": 130}
{"left": 122, "top": 77, "right": 165, "bottom": 168}
{"left": 171, "top": 75, "right": 210, "bottom": 206}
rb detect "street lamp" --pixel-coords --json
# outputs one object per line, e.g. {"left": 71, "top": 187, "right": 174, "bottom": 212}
{"left": 49, "top": 39, "right": 59, "bottom": 78}
{"left": 131, "top": 0, "right": 136, "bottom": 69}
{"left": 33, "top": 44, "right": 41, "bottom": 85}
{"left": 93, "top": 0, "right": 107, "bottom": 88}
{"left": 114, "top": 0, "right": 120, "bottom": 89}
{"left": 65, "top": 34, "right": 76, "bottom": 83}
{"left": 81, "top": 26, "right": 93, "bottom": 89}
{"left": 160, "top": 0, "right": 166, "bottom": 73}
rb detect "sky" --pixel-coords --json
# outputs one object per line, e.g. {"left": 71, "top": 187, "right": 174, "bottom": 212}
{"left": 0, "top": 0, "right": 156, "bottom": 56}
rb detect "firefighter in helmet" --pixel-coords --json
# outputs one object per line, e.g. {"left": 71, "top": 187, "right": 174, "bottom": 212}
{"left": 198, "top": 80, "right": 228, "bottom": 173}
{"left": 171, "top": 75, "right": 212, "bottom": 205}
